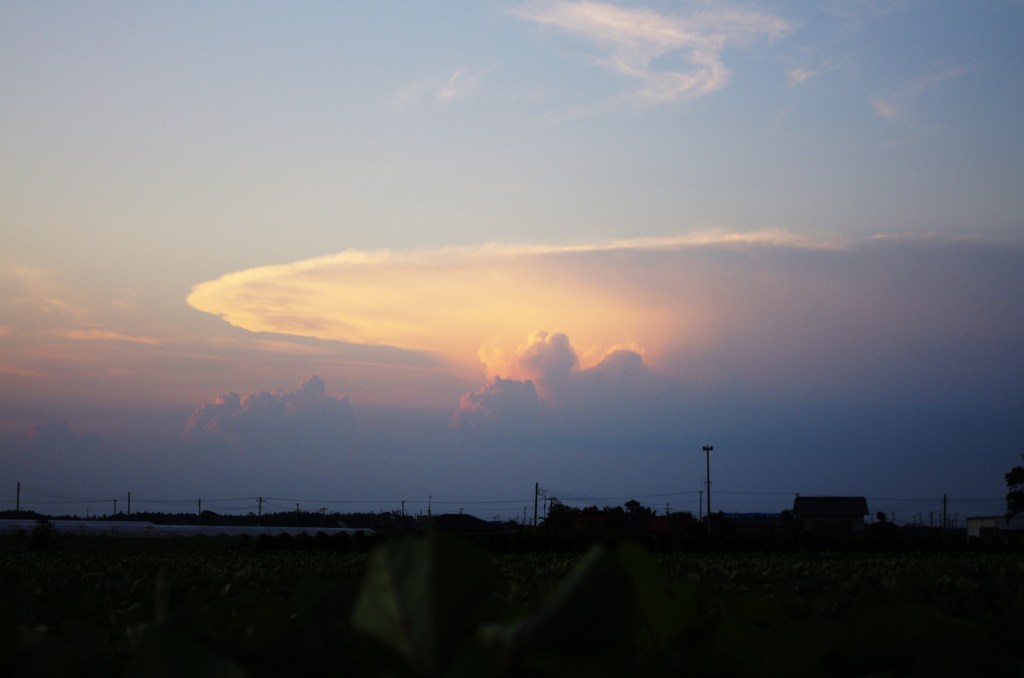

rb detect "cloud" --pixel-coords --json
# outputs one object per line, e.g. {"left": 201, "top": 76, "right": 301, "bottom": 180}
{"left": 786, "top": 63, "right": 837, "bottom": 88}
{"left": 450, "top": 333, "right": 679, "bottom": 446}
{"left": 516, "top": 331, "right": 578, "bottom": 398}
{"left": 186, "top": 230, "right": 831, "bottom": 378}
{"left": 438, "top": 67, "right": 492, "bottom": 102}
{"left": 870, "top": 67, "right": 967, "bottom": 123}
{"left": 0, "top": 261, "right": 81, "bottom": 321}
{"left": 184, "top": 376, "right": 356, "bottom": 450}
{"left": 394, "top": 79, "right": 429, "bottom": 107}
{"left": 56, "top": 328, "right": 163, "bottom": 345}
{"left": 511, "top": 0, "right": 790, "bottom": 105}
{"left": 395, "top": 66, "right": 493, "bottom": 106}
{"left": 450, "top": 376, "right": 542, "bottom": 433}
{"left": 187, "top": 234, "right": 1024, "bottom": 425}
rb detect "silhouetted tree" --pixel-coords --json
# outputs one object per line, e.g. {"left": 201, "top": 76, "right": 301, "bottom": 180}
{"left": 1006, "top": 453, "right": 1024, "bottom": 517}
{"left": 29, "top": 517, "right": 59, "bottom": 551}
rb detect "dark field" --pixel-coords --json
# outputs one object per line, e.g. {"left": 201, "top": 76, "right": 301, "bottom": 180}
{"left": 2, "top": 533, "right": 1023, "bottom": 677}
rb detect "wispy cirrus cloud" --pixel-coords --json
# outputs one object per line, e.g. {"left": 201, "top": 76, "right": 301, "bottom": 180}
{"left": 55, "top": 328, "right": 163, "bottom": 345}
{"left": 438, "top": 66, "right": 493, "bottom": 102}
{"left": 1, "top": 261, "right": 82, "bottom": 320}
{"left": 871, "top": 67, "right": 967, "bottom": 123}
{"left": 0, "top": 261, "right": 163, "bottom": 346}
{"left": 510, "top": 0, "right": 790, "bottom": 106}
{"left": 786, "top": 61, "right": 839, "bottom": 88}
{"left": 395, "top": 65, "right": 495, "bottom": 107}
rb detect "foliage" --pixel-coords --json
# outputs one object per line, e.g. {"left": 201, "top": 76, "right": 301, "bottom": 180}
{"left": 2, "top": 535, "right": 1024, "bottom": 676}
{"left": 543, "top": 499, "right": 701, "bottom": 540}
{"left": 1007, "top": 453, "right": 1024, "bottom": 518}
{"left": 29, "top": 517, "right": 60, "bottom": 551}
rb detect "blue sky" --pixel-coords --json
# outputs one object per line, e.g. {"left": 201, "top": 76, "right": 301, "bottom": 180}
{"left": 1, "top": 1, "right": 1022, "bottom": 522}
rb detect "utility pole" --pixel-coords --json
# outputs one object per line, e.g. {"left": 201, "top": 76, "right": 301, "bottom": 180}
{"left": 257, "top": 497, "right": 263, "bottom": 526}
{"left": 127, "top": 492, "right": 131, "bottom": 517}
{"left": 197, "top": 498, "right": 202, "bottom": 524}
{"left": 428, "top": 495, "right": 432, "bottom": 517}
{"left": 698, "top": 489, "right": 703, "bottom": 521}
{"left": 113, "top": 498, "right": 117, "bottom": 516}
{"left": 16, "top": 481, "right": 20, "bottom": 512}
{"left": 703, "top": 445, "right": 713, "bottom": 533}
{"left": 533, "top": 483, "right": 539, "bottom": 527}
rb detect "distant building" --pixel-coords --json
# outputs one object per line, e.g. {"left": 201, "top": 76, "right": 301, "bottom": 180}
{"left": 966, "top": 514, "right": 1024, "bottom": 540}
{"left": 728, "top": 512, "right": 784, "bottom": 533}
{"left": 792, "top": 496, "right": 868, "bottom": 532}
{"left": 0, "top": 519, "right": 371, "bottom": 538}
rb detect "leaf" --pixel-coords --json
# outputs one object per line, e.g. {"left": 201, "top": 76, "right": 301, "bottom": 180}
{"left": 124, "top": 626, "right": 246, "bottom": 678}
{"left": 350, "top": 530, "right": 495, "bottom": 676}
{"left": 484, "top": 545, "right": 632, "bottom": 667}
{"left": 615, "top": 542, "right": 696, "bottom": 655}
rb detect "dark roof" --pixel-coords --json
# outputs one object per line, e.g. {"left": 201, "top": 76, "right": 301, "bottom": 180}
{"left": 423, "top": 513, "right": 495, "bottom": 532}
{"left": 793, "top": 496, "right": 868, "bottom": 517}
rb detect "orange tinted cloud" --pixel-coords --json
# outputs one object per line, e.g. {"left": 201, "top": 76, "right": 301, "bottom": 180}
{"left": 184, "top": 241, "right": 622, "bottom": 375}
{"left": 186, "top": 233, "right": 1024, "bottom": 404}
{"left": 186, "top": 232, "right": 823, "bottom": 377}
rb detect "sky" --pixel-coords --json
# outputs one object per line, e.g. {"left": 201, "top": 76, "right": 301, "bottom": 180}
{"left": 2, "top": 1, "right": 1023, "bottom": 524}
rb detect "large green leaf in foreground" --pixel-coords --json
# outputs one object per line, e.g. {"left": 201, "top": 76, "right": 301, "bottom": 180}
{"left": 350, "top": 530, "right": 494, "bottom": 676}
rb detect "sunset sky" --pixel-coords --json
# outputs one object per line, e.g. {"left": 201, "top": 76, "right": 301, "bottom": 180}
{"left": 2, "top": 1, "right": 1023, "bottom": 522}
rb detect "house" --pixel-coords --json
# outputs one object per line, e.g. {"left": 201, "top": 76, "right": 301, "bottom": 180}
{"left": 792, "top": 496, "right": 868, "bottom": 532}
{"left": 966, "top": 514, "right": 1024, "bottom": 540}
{"left": 420, "top": 512, "right": 497, "bottom": 534}
{"left": 729, "top": 512, "right": 783, "bottom": 533}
